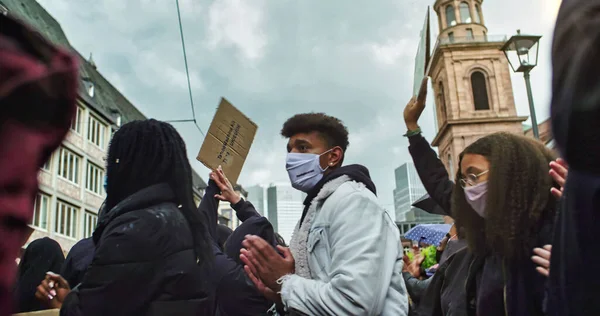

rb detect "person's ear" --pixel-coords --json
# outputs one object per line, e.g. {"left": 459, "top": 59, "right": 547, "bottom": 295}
{"left": 328, "top": 146, "right": 343, "bottom": 167}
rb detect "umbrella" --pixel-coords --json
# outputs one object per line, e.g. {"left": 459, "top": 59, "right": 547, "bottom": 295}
{"left": 412, "top": 194, "right": 446, "bottom": 215}
{"left": 405, "top": 224, "right": 452, "bottom": 246}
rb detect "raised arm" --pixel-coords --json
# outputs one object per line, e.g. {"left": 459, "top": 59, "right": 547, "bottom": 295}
{"left": 404, "top": 78, "right": 453, "bottom": 215}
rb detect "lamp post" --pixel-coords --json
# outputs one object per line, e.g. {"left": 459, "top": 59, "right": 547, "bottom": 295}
{"left": 501, "top": 30, "right": 542, "bottom": 139}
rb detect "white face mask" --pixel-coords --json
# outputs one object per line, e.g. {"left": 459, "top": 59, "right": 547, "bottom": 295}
{"left": 286, "top": 149, "right": 332, "bottom": 192}
{"left": 464, "top": 181, "right": 488, "bottom": 218}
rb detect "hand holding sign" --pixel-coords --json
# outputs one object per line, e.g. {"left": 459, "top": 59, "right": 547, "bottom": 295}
{"left": 404, "top": 77, "right": 429, "bottom": 131}
{"left": 197, "top": 98, "right": 258, "bottom": 185}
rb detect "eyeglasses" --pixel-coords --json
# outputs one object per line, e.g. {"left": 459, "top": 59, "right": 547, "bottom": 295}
{"left": 459, "top": 170, "right": 489, "bottom": 188}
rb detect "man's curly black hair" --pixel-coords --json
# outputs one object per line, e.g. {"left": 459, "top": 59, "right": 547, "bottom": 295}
{"left": 280, "top": 113, "right": 350, "bottom": 152}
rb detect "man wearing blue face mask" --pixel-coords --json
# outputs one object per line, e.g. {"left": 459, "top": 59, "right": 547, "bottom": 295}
{"left": 240, "top": 113, "right": 409, "bottom": 316}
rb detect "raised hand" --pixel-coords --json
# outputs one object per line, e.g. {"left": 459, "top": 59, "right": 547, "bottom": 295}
{"left": 210, "top": 165, "right": 241, "bottom": 205}
{"left": 403, "top": 77, "right": 429, "bottom": 131}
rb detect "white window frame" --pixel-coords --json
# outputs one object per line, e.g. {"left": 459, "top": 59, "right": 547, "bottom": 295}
{"left": 54, "top": 200, "right": 79, "bottom": 239}
{"left": 32, "top": 193, "right": 50, "bottom": 230}
{"left": 58, "top": 147, "right": 81, "bottom": 184}
{"left": 41, "top": 155, "right": 52, "bottom": 172}
{"left": 70, "top": 106, "right": 83, "bottom": 134}
{"left": 86, "top": 162, "right": 104, "bottom": 196}
{"left": 87, "top": 115, "right": 107, "bottom": 150}
{"left": 83, "top": 211, "right": 98, "bottom": 238}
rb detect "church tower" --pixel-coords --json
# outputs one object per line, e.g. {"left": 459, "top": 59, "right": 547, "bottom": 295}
{"left": 429, "top": 0, "right": 527, "bottom": 176}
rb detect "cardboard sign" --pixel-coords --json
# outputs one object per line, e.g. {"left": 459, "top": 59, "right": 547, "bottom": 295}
{"left": 412, "top": 6, "right": 431, "bottom": 97}
{"left": 196, "top": 98, "right": 257, "bottom": 185}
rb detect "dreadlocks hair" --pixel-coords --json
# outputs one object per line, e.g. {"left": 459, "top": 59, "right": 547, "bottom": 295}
{"left": 451, "top": 132, "right": 559, "bottom": 261}
{"left": 281, "top": 113, "right": 350, "bottom": 152}
{"left": 104, "top": 119, "right": 212, "bottom": 265}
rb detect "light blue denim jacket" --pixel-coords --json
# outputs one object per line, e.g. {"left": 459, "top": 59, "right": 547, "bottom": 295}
{"left": 280, "top": 180, "right": 409, "bottom": 315}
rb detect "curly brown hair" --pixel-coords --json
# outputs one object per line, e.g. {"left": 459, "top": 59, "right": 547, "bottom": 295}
{"left": 452, "top": 132, "right": 558, "bottom": 261}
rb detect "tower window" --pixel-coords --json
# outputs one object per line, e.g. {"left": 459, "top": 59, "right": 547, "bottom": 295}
{"left": 439, "top": 82, "right": 447, "bottom": 119}
{"left": 466, "top": 28, "right": 474, "bottom": 40}
{"left": 471, "top": 71, "right": 490, "bottom": 110}
{"left": 448, "top": 32, "right": 455, "bottom": 43}
{"left": 446, "top": 5, "right": 457, "bottom": 27}
{"left": 475, "top": 4, "right": 482, "bottom": 23}
{"left": 460, "top": 2, "right": 472, "bottom": 23}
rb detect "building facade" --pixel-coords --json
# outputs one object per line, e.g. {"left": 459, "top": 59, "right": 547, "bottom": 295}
{"left": 429, "top": 0, "right": 528, "bottom": 176}
{"left": 393, "top": 163, "right": 444, "bottom": 236}
{"left": 4, "top": 0, "right": 207, "bottom": 255}
{"left": 246, "top": 185, "right": 267, "bottom": 217}
{"left": 267, "top": 183, "right": 305, "bottom": 244}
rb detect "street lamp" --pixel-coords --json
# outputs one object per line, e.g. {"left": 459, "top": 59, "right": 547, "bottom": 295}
{"left": 501, "top": 30, "right": 542, "bottom": 139}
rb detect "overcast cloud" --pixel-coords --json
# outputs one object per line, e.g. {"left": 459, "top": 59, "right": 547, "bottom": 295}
{"left": 37, "top": 0, "right": 562, "bottom": 213}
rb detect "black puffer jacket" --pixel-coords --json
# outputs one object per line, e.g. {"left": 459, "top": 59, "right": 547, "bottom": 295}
{"left": 61, "top": 183, "right": 213, "bottom": 316}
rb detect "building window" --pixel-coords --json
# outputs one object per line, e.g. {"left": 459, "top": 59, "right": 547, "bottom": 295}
{"left": 466, "top": 28, "right": 474, "bottom": 40}
{"left": 438, "top": 82, "right": 447, "bottom": 119}
{"left": 475, "top": 4, "right": 482, "bottom": 24}
{"left": 471, "top": 71, "right": 490, "bottom": 110}
{"left": 32, "top": 193, "right": 50, "bottom": 230}
{"left": 70, "top": 107, "right": 83, "bottom": 134}
{"left": 54, "top": 200, "right": 78, "bottom": 238}
{"left": 88, "top": 115, "right": 107, "bottom": 149}
{"left": 58, "top": 147, "right": 81, "bottom": 184}
{"left": 446, "top": 5, "right": 457, "bottom": 27}
{"left": 83, "top": 211, "right": 98, "bottom": 238}
{"left": 460, "top": 2, "right": 472, "bottom": 23}
{"left": 41, "top": 155, "right": 52, "bottom": 171}
{"left": 86, "top": 163, "right": 104, "bottom": 195}
{"left": 448, "top": 32, "right": 455, "bottom": 43}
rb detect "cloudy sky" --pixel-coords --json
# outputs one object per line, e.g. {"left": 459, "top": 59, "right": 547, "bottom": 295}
{"left": 37, "top": 0, "right": 562, "bottom": 213}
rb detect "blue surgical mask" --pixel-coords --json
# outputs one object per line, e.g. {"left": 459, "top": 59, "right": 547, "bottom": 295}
{"left": 103, "top": 176, "right": 108, "bottom": 191}
{"left": 286, "top": 149, "right": 332, "bottom": 192}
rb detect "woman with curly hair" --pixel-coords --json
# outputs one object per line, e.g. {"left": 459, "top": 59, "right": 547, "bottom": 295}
{"left": 451, "top": 132, "right": 558, "bottom": 316}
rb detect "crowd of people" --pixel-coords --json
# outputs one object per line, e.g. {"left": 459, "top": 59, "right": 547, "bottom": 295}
{"left": 1, "top": 0, "right": 600, "bottom": 315}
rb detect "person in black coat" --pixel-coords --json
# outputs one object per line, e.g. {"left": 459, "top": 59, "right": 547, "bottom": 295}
{"left": 14, "top": 238, "right": 64, "bottom": 313}
{"left": 199, "top": 167, "right": 278, "bottom": 316}
{"left": 37, "top": 120, "right": 214, "bottom": 316}
{"left": 546, "top": 1, "right": 600, "bottom": 315}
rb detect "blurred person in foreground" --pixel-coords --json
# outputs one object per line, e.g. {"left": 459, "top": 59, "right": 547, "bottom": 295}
{"left": 0, "top": 13, "right": 77, "bottom": 316}
{"left": 38, "top": 119, "right": 215, "bottom": 316}
{"left": 240, "top": 113, "right": 409, "bottom": 315}
{"left": 547, "top": 1, "right": 600, "bottom": 314}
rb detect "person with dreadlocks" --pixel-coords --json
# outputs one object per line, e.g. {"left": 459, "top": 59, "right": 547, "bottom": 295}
{"left": 47, "top": 119, "right": 214, "bottom": 316}
{"left": 446, "top": 132, "right": 559, "bottom": 316}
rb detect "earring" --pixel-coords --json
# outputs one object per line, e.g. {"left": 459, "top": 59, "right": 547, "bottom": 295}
{"left": 329, "top": 163, "right": 333, "bottom": 166}
{"left": 116, "top": 159, "right": 120, "bottom": 164}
